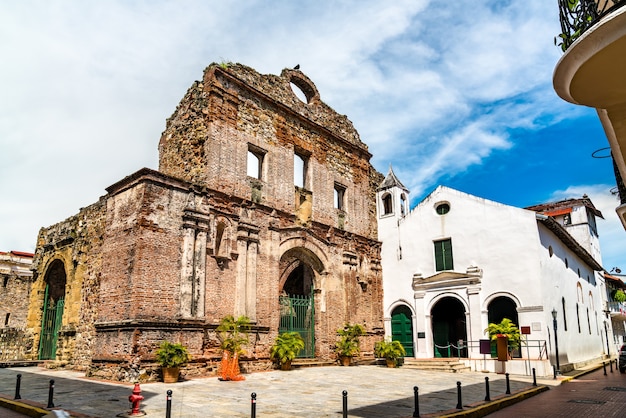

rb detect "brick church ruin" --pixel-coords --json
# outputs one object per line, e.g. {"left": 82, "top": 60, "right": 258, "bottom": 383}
{"left": 23, "top": 63, "right": 384, "bottom": 380}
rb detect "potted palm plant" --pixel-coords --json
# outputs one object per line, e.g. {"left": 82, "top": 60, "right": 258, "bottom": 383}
{"left": 334, "top": 323, "right": 365, "bottom": 366}
{"left": 484, "top": 318, "right": 522, "bottom": 359}
{"left": 155, "top": 341, "right": 190, "bottom": 383}
{"left": 217, "top": 315, "right": 251, "bottom": 381}
{"left": 270, "top": 332, "right": 305, "bottom": 370}
{"left": 374, "top": 338, "right": 406, "bottom": 368}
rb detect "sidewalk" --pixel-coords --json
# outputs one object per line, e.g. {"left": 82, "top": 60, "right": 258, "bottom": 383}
{"left": 0, "top": 362, "right": 604, "bottom": 418}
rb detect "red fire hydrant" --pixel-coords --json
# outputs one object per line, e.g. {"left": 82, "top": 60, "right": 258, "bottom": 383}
{"left": 128, "top": 382, "right": 144, "bottom": 415}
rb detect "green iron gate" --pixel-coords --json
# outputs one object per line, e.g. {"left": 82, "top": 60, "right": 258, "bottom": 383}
{"left": 38, "top": 285, "right": 65, "bottom": 360}
{"left": 279, "top": 293, "right": 314, "bottom": 358}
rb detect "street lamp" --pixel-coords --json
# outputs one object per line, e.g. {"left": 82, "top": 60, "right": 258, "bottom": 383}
{"left": 551, "top": 309, "right": 560, "bottom": 373}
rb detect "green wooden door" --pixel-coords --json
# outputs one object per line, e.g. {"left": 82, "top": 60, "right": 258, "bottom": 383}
{"left": 391, "top": 306, "right": 414, "bottom": 357}
{"left": 38, "top": 284, "right": 65, "bottom": 360}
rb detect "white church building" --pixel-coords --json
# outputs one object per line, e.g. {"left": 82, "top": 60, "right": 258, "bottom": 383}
{"left": 377, "top": 167, "right": 614, "bottom": 375}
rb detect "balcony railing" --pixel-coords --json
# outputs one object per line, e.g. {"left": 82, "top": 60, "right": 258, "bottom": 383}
{"left": 557, "top": 0, "right": 626, "bottom": 51}
{"left": 607, "top": 300, "right": 626, "bottom": 316}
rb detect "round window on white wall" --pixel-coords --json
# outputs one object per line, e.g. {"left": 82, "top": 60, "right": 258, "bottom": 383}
{"left": 435, "top": 202, "right": 450, "bottom": 215}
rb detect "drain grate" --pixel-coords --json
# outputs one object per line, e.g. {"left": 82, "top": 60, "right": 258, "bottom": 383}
{"left": 568, "top": 399, "right": 606, "bottom": 405}
{"left": 604, "top": 386, "right": 626, "bottom": 392}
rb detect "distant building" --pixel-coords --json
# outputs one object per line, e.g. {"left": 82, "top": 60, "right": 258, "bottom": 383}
{"left": 553, "top": 1, "right": 626, "bottom": 228}
{"left": 603, "top": 272, "right": 626, "bottom": 351}
{"left": 377, "top": 170, "right": 612, "bottom": 375}
{"left": 24, "top": 63, "right": 384, "bottom": 380}
{"left": 0, "top": 251, "right": 34, "bottom": 360}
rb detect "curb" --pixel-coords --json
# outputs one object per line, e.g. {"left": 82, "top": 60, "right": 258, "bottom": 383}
{"left": 0, "top": 396, "right": 49, "bottom": 418}
{"left": 434, "top": 385, "right": 550, "bottom": 418}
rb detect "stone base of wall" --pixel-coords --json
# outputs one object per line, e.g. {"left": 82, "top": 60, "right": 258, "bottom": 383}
{"left": 0, "top": 328, "right": 34, "bottom": 361}
{"left": 85, "top": 357, "right": 276, "bottom": 382}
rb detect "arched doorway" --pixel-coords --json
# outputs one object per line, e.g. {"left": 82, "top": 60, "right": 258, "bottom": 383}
{"left": 487, "top": 296, "right": 519, "bottom": 326}
{"left": 279, "top": 248, "right": 321, "bottom": 358}
{"left": 431, "top": 297, "right": 467, "bottom": 358}
{"left": 39, "top": 260, "right": 66, "bottom": 360}
{"left": 391, "top": 305, "right": 414, "bottom": 356}
{"left": 487, "top": 296, "right": 520, "bottom": 358}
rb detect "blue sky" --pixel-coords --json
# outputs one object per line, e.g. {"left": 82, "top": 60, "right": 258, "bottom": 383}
{"left": 0, "top": 1, "right": 624, "bottom": 271}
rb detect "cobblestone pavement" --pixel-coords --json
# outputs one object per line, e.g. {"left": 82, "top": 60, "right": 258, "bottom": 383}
{"left": 0, "top": 365, "right": 555, "bottom": 417}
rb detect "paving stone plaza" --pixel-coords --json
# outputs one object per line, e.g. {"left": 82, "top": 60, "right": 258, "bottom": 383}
{"left": 0, "top": 365, "right": 556, "bottom": 417}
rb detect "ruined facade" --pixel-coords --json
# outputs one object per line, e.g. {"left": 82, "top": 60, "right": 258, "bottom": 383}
{"left": 25, "top": 64, "right": 384, "bottom": 380}
{"left": 0, "top": 251, "right": 35, "bottom": 360}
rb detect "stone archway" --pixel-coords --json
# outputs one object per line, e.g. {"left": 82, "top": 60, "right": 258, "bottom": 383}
{"left": 278, "top": 247, "right": 323, "bottom": 358}
{"left": 39, "top": 259, "right": 67, "bottom": 360}
{"left": 431, "top": 296, "right": 467, "bottom": 358}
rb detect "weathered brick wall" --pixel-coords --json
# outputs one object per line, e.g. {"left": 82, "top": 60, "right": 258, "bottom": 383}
{"left": 159, "top": 63, "right": 379, "bottom": 240}
{"left": 28, "top": 63, "right": 384, "bottom": 381}
{"left": 28, "top": 199, "right": 106, "bottom": 368}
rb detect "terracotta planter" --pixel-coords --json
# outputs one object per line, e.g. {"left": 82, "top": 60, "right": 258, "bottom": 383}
{"left": 162, "top": 367, "right": 180, "bottom": 383}
{"left": 339, "top": 356, "right": 351, "bottom": 366}
{"left": 385, "top": 358, "right": 396, "bottom": 368}
{"left": 280, "top": 360, "right": 292, "bottom": 371}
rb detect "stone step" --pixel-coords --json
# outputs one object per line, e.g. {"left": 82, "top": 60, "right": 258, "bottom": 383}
{"left": 291, "top": 358, "right": 336, "bottom": 369}
{"left": 402, "top": 358, "right": 471, "bottom": 373}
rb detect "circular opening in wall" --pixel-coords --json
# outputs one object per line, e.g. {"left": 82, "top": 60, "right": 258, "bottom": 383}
{"left": 435, "top": 202, "right": 450, "bottom": 215}
{"left": 290, "top": 82, "right": 309, "bottom": 103}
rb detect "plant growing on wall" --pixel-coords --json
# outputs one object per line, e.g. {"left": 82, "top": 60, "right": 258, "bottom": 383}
{"left": 217, "top": 315, "right": 251, "bottom": 381}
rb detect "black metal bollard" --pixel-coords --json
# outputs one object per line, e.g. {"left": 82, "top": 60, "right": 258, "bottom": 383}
{"left": 532, "top": 368, "right": 537, "bottom": 387}
{"left": 14, "top": 374, "right": 22, "bottom": 400}
{"left": 505, "top": 373, "right": 511, "bottom": 395}
{"left": 47, "top": 379, "right": 55, "bottom": 408}
{"left": 251, "top": 392, "right": 256, "bottom": 418}
{"left": 610, "top": 359, "right": 614, "bottom": 373}
{"left": 165, "top": 390, "right": 172, "bottom": 418}
{"left": 456, "top": 381, "right": 462, "bottom": 410}
{"left": 342, "top": 390, "right": 348, "bottom": 418}
{"left": 412, "top": 386, "right": 420, "bottom": 418}
{"left": 484, "top": 377, "right": 491, "bottom": 402}
{"left": 553, "top": 364, "right": 557, "bottom": 380}
{"left": 603, "top": 361, "right": 607, "bottom": 375}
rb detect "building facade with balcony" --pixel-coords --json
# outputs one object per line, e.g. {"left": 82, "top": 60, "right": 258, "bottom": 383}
{"left": 604, "top": 272, "right": 626, "bottom": 351}
{"left": 553, "top": 0, "right": 626, "bottom": 228}
{"left": 377, "top": 173, "right": 613, "bottom": 375}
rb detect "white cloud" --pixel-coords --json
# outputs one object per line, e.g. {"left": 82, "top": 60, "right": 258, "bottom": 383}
{"left": 549, "top": 185, "right": 626, "bottom": 272}
{"left": 0, "top": 0, "right": 623, "bottom": 267}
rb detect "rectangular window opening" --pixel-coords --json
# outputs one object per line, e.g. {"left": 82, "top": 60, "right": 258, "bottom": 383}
{"left": 294, "top": 152, "right": 308, "bottom": 189}
{"left": 247, "top": 148, "right": 264, "bottom": 180}
{"left": 434, "top": 239, "right": 453, "bottom": 271}
{"left": 334, "top": 184, "right": 346, "bottom": 211}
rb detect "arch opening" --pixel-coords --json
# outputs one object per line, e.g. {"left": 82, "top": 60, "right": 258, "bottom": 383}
{"left": 39, "top": 259, "right": 67, "bottom": 360}
{"left": 431, "top": 297, "right": 467, "bottom": 358}
{"left": 391, "top": 305, "right": 414, "bottom": 357}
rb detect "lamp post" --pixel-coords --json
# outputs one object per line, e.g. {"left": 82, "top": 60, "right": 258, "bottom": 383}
{"left": 551, "top": 309, "right": 560, "bottom": 373}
